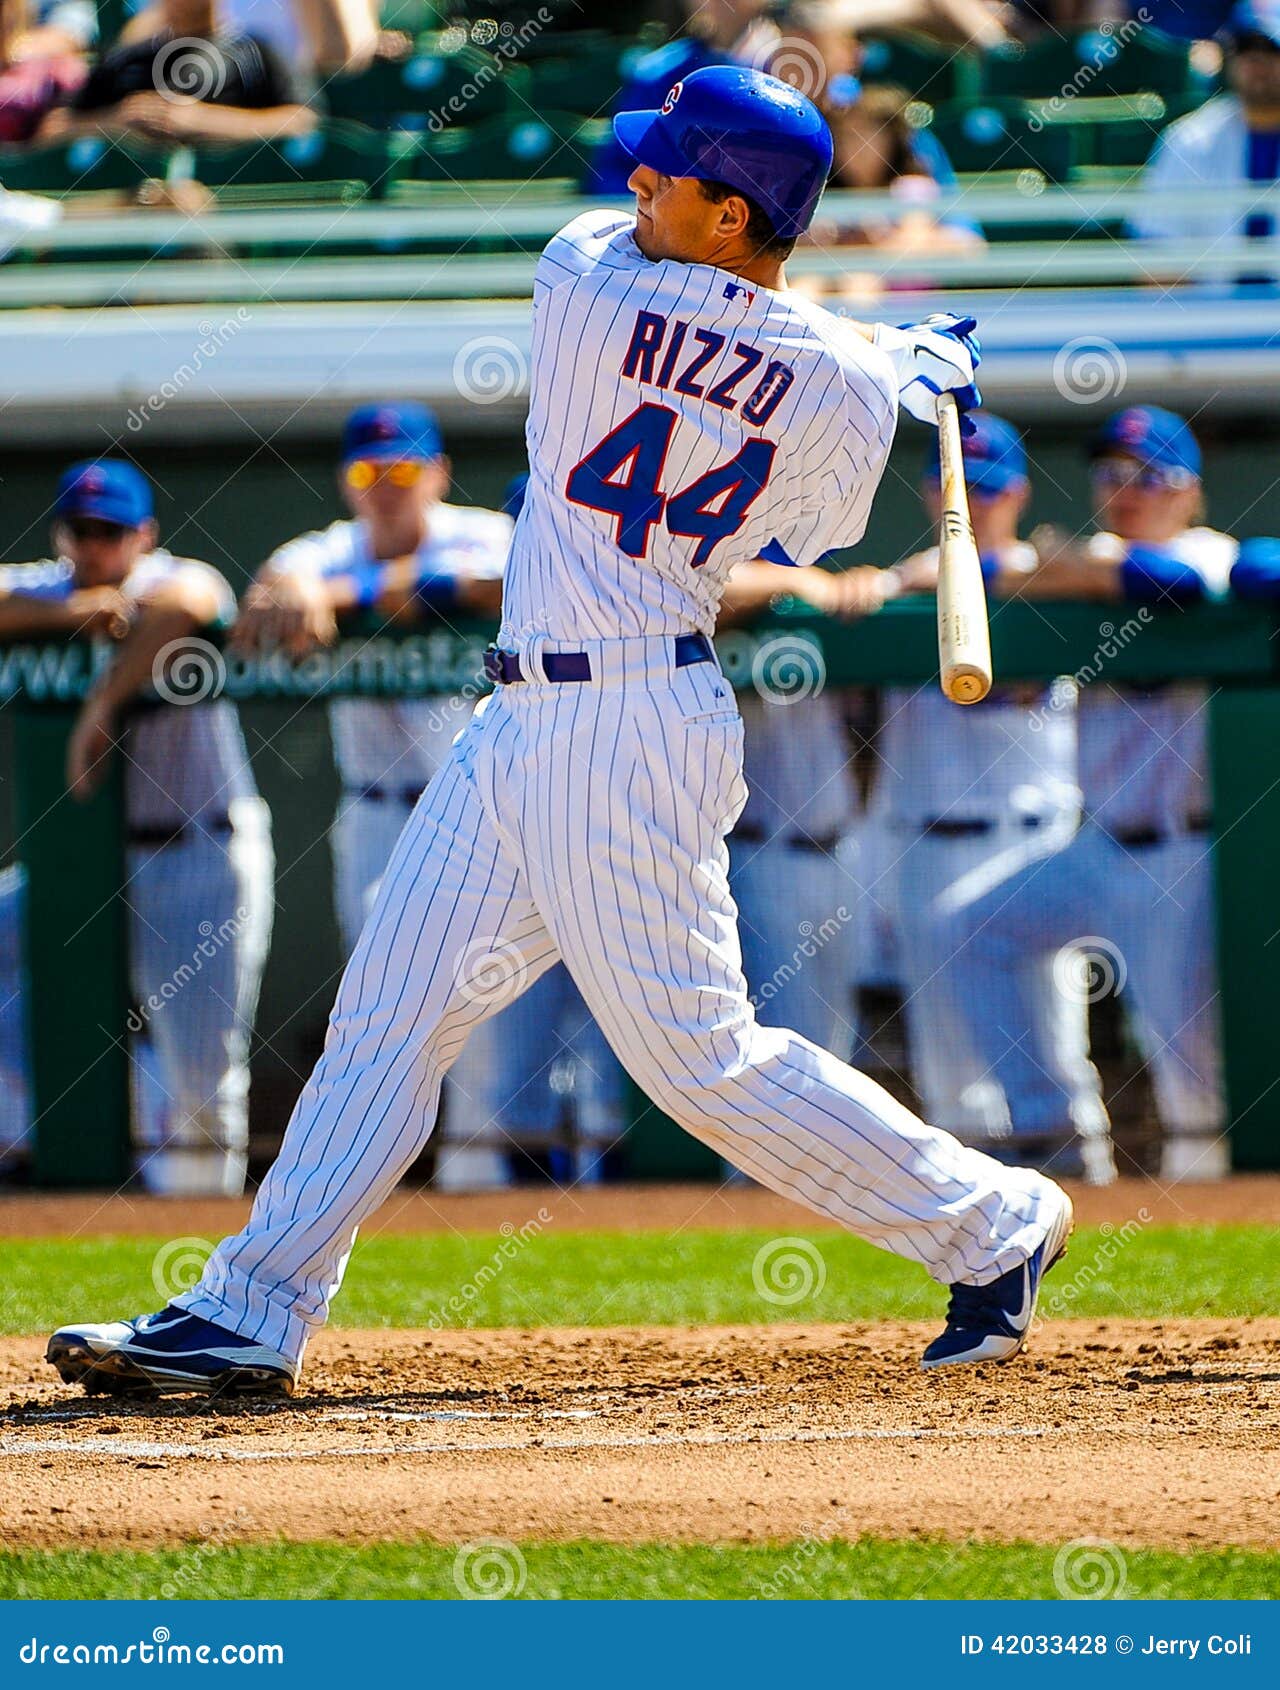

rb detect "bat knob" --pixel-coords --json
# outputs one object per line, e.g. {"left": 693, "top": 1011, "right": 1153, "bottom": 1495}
{"left": 944, "top": 669, "right": 990, "bottom": 706}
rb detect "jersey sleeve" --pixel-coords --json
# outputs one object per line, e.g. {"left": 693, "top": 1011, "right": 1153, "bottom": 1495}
{"left": 758, "top": 342, "right": 898, "bottom": 568}
{"left": 445, "top": 510, "right": 514, "bottom": 581}
{"left": 0, "top": 560, "right": 74, "bottom": 601}
{"left": 263, "top": 524, "right": 355, "bottom": 581}
{"left": 128, "top": 554, "right": 237, "bottom": 626}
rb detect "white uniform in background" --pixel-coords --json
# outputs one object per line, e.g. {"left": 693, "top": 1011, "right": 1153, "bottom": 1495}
{"left": 178, "top": 209, "right": 1060, "bottom": 1366}
{"left": 264, "top": 503, "right": 512, "bottom": 950}
{"left": 959, "top": 527, "right": 1235, "bottom": 1178}
{"left": 0, "top": 551, "right": 273, "bottom": 1194}
{"left": 264, "top": 502, "right": 625, "bottom": 1184}
{"left": 732, "top": 689, "right": 860, "bottom": 1059}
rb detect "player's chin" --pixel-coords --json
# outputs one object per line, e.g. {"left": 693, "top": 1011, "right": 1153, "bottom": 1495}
{"left": 633, "top": 210, "right": 660, "bottom": 259}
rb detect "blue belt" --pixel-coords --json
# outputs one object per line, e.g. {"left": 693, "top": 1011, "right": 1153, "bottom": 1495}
{"left": 483, "top": 633, "right": 714, "bottom": 686}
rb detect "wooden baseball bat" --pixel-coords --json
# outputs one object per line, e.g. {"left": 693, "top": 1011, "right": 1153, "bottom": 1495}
{"left": 935, "top": 392, "right": 993, "bottom": 706}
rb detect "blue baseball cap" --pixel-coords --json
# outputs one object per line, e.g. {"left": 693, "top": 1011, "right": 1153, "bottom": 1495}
{"left": 55, "top": 459, "right": 153, "bottom": 529}
{"left": 1223, "top": 0, "right": 1280, "bottom": 46}
{"left": 613, "top": 65, "right": 834, "bottom": 241}
{"left": 1091, "top": 406, "right": 1201, "bottom": 478}
{"left": 342, "top": 402, "right": 443, "bottom": 466}
{"left": 924, "top": 411, "right": 1027, "bottom": 493}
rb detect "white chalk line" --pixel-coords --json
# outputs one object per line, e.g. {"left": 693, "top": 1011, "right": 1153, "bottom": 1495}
{"left": 0, "top": 1424, "right": 1062, "bottom": 1461}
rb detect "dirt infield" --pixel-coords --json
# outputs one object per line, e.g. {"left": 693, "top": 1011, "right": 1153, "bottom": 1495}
{"left": 3, "top": 1319, "right": 1278, "bottom": 1553}
{"left": 3, "top": 1174, "right": 1279, "bottom": 1239}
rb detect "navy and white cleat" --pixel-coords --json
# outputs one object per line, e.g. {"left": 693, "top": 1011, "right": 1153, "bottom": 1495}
{"left": 46, "top": 1307, "right": 296, "bottom": 1398}
{"left": 921, "top": 1189, "right": 1074, "bottom": 1370}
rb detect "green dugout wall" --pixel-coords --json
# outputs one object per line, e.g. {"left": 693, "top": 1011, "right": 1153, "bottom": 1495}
{"left": 6, "top": 595, "right": 1280, "bottom": 1186}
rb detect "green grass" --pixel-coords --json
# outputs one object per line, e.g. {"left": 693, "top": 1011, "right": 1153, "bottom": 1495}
{"left": 1, "top": 1538, "right": 1276, "bottom": 1600}
{"left": 4, "top": 1225, "right": 1276, "bottom": 1334}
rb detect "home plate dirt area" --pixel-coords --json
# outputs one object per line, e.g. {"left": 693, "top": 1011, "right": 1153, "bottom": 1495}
{"left": 2, "top": 1319, "right": 1279, "bottom": 1554}
{"left": 2, "top": 1181, "right": 1278, "bottom": 1558}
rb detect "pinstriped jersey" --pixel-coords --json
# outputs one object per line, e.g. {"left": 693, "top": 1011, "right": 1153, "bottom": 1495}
{"left": 1077, "top": 525, "right": 1236, "bottom": 835}
{"left": 265, "top": 504, "right": 512, "bottom": 789}
{"left": 502, "top": 210, "right": 900, "bottom": 644}
{"left": 874, "top": 543, "right": 1080, "bottom": 829}
{"left": 0, "top": 550, "right": 256, "bottom": 828}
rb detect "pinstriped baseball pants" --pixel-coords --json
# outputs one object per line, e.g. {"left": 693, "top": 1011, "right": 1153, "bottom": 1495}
{"left": 178, "top": 639, "right": 1061, "bottom": 1363}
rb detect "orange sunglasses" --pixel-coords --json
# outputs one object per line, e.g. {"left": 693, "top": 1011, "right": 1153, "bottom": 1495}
{"left": 345, "top": 458, "right": 426, "bottom": 491}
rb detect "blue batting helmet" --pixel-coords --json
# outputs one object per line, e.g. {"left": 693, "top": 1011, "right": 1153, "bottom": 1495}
{"left": 612, "top": 65, "right": 833, "bottom": 242}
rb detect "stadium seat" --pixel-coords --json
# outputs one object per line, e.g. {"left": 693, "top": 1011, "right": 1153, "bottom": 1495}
{"left": 923, "top": 101, "right": 1076, "bottom": 184}
{"left": 190, "top": 123, "right": 417, "bottom": 201}
{"left": 525, "top": 34, "right": 630, "bottom": 116}
{"left": 0, "top": 137, "right": 167, "bottom": 194}
{"left": 412, "top": 113, "right": 604, "bottom": 186}
{"left": 324, "top": 46, "right": 517, "bottom": 130}
{"left": 980, "top": 29, "right": 1207, "bottom": 103}
{"left": 860, "top": 35, "right": 981, "bottom": 106}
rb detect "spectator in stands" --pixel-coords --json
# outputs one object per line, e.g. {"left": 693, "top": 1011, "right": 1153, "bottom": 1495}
{"left": 587, "top": 0, "right": 780, "bottom": 193}
{"left": 1133, "top": 0, "right": 1280, "bottom": 254}
{"left": 0, "top": 0, "right": 87, "bottom": 143}
{"left": 799, "top": 83, "right": 985, "bottom": 301}
{"left": 36, "top": 0, "right": 316, "bottom": 145}
{"left": 122, "top": 0, "right": 380, "bottom": 75}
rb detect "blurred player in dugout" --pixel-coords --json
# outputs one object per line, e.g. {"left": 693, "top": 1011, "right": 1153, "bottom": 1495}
{"left": 962, "top": 406, "right": 1233, "bottom": 1183}
{"left": 868, "top": 414, "right": 1112, "bottom": 1184}
{"left": 233, "top": 404, "right": 625, "bottom": 1189}
{"left": 0, "top": 459, "right": 273, "bottom": 1194}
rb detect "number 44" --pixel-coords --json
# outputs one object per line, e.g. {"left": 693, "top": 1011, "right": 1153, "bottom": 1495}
{"left": 566, "top": 402, "right": 776, "bottom": 567}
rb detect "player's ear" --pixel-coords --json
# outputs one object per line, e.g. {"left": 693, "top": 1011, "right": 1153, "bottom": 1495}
{"left": 138, "top": 518, "right": 159, "bottom": 553}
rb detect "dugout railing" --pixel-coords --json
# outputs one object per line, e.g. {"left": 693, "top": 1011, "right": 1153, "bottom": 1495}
{"left": 6, "top": 595, "right": 1280, "bottom": 1187}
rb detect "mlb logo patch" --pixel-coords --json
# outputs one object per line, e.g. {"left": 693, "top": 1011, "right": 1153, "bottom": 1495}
{"left": 661, "top": 81, "right": 683, "bottom": 114}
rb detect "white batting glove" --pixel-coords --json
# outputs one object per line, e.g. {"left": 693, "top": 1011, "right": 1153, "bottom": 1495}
{"left": 873, "top": 313, "right": 982, "bottom": 434}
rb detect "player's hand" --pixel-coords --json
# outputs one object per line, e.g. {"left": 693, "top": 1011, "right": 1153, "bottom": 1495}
{"left": 233, "top": 574, "right": 337, "bottom": 658}
{"left": 67, "top": 586, "right": 132, "bottom": 641}
{"left": 877, "top": 314, "right": 982, "bottom": 435}
{"left": 66, "top": 696, "right": 118, "bottom": 801}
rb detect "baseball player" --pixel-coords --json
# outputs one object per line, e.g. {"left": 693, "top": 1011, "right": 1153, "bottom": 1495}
{"left": 869, "top": 414, "right": 1113, "bottom": 1183}
{"left": 0, "top": 459, "right": 272, "bottom": 1195}
{"left": 961, "top": 407, "right": 1233, "bottom": 1182}
{"left": 235, "top": 420, "right": 626, "bottom": 1189}
{"left": 49, "top": 67, "right": 1072, "bottom": 1398}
